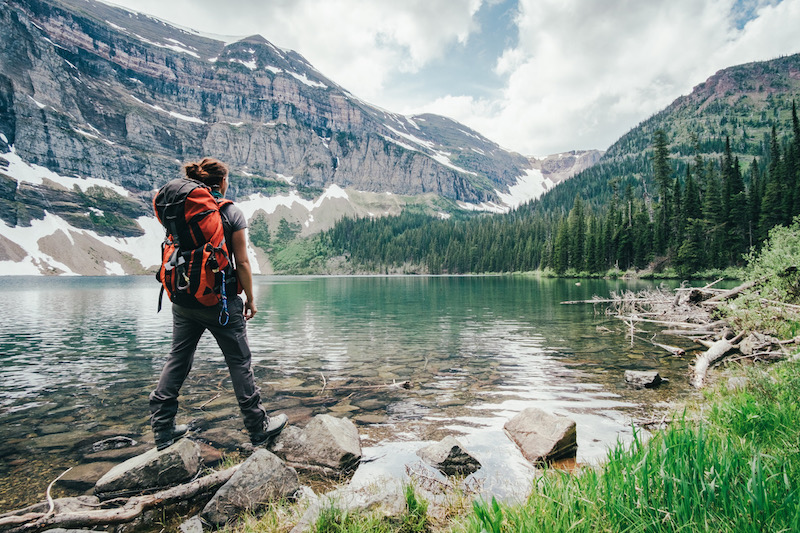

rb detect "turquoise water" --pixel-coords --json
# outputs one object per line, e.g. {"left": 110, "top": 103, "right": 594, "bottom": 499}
{"left": 0, "top": 275, "right": 703, "bottom": 510}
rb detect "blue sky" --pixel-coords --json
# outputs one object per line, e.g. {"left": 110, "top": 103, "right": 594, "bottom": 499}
{"left": 103, "top": 0, "right": 800, "bottom": 156}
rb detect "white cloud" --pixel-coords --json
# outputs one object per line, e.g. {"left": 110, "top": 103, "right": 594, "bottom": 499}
{"left": 423, "top": 0, "right": 800, "bottom": 155}
{"left": 101, "top": 0, "right": 800, "bottom": 156}
{"left": 104, "top": 0, "right": 483, "bottom": 100}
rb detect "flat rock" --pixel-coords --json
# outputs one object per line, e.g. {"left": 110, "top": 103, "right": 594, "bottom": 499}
{"left": 504, "top": 407, "right": 577, "bottom": 464}
{"left": 624, "top": 370, "right": 663, "bottom": 389}
{"left": 198, "top": 442, "right": 224, "bottom": 467}
{"left": 270, "top": 414, "right": 362, "bottom": 474}
{"left": 7, "top": 495, "right": 101, "bottom": 517}
{"left": 56, "top": 462, "right": 117, "bottom": 492}
{"left": 94, "top": 438, "right": 200, "bottom": 496}
{"left": 416, "top": 436, "right": 481, "bottom": 476}
{"left": 201, "top": 449, "right": 299, "bottom": 526}
{"left": 199, "top": 427, "right": 245, "bottom": 451}
{"left": 32, "top": 431, "right": 90, "bottom": 451}
{"left": 353, "top": 414, "right": 387, "bottom": 425}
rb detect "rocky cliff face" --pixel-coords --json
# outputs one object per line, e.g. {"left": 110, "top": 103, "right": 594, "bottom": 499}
{"left": 528, "top": 150, "right": 604, "bottom": 187}
{"left": 0, "top": 0, "right": 530, "bottom": 203}
{"left": 0, "top": 0, "right": 597, "bottom": 275}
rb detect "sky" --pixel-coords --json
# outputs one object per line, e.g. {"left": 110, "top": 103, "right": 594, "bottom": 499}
{"left": 98, "top": 0, "right": 800, "bottom": 157}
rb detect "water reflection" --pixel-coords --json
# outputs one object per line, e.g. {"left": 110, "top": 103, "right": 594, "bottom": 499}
{"left": 0, "top": 275, "right": 702, "bottom": 511}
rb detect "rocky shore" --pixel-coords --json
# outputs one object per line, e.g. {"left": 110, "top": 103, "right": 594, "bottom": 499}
{"left": 0, "top": 408, "right": 579, "bottom": 533}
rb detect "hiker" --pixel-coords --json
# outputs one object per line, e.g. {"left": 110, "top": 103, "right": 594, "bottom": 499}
{"left": 149, "top": 157, "right": 287, "bottom": 450}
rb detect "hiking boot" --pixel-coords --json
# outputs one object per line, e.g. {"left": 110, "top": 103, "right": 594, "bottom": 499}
{"left": 154, "top": 423, "right": 190, "bottom": 451}
{"left": 250, "top": 413, "right": 288, "bottom": 446}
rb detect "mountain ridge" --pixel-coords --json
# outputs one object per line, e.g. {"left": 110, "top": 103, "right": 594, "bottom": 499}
{"left": 0, "top": 0, "right": 599, "bottom": 275}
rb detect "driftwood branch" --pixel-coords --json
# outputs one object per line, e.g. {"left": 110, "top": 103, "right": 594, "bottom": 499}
{"left": 690, "top": 332, "right": 745, "bottom": 388}
{"left": 561, "top": 297, "right": 660, "bottom": 304}
{"left": 615, "top": 315, "right": 707, "bottom": 329}
{"left": 650, "top": 339, "right": 685, "bottom": 357}
{"left": 0, "top": 466, "right": 239, "bottom": 533}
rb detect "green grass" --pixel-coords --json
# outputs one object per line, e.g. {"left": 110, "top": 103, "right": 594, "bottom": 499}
{"left": 213, "top": 363, "right": 799, "bottom": 533}
{"left": 312, "top": 485, "right": 430, "bottom": 533}
{"left": 461, "top": 359, "right": 800, "bottom": 533}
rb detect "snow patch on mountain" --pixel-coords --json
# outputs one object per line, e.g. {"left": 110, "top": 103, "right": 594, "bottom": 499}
{"left": 236, "top": 184, "right": 349, "bottom": 220}
{"left": 496, "top": 169, "right": 553, "bottom": 209}
{"left": 287, "top": 71, "right": 327, "bottom": 89}
{"left": 4, "top": 149, "right": 130, "bottom": 196}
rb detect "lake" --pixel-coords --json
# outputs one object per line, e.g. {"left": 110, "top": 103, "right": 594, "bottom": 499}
{"left": 0, "top": 275, "right": 704, "bottom": 511}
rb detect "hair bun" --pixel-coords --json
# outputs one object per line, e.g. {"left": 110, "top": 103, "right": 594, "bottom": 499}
{"left": 184, "top": 157, "right": 227, "bottom": 186}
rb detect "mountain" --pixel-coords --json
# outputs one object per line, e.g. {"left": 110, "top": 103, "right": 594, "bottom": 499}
{"left": 317, "top": 53, "right": 800, "bottom": 275}
{"left": 0, "top": 0, "right": 597, "bottom": 275}
{"left": 534, "top": 53, "right": 800, "bottom": 216}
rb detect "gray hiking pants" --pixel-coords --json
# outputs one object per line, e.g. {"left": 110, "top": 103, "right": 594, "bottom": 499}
{"left": 149, "top": 296, "right": 266, "bottom": 433}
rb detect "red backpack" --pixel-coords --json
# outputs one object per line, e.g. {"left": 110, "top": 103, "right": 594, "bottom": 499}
{"left": 153, "top": 178, "right": 235, "bottom": 324}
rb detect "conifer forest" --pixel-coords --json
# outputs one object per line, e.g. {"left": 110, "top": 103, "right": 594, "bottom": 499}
{"left": 320, "top": 100, "right": 800, "bottom": 277}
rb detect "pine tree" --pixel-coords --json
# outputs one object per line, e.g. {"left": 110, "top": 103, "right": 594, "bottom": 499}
{"left": 568, "top": 196, "right": 586, "bottom": 271}
{"left": 760, "top": 127, "right": 785, "bottom": 237}
{"left": 552, "top": 218, "right": 570, "bottom": 275}
{"left": 702, "top": 163, "right": 724, "bottom": 267}
{"left": 652, "top": 130, "right": 672, "bottom": 255}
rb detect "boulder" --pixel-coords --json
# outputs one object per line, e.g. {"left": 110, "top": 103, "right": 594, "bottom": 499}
{"left": 179, "top": 515, "right": 206, "bottom": 533}
{"left": 504, "top": 408, "right": 577, "bottom": 464}
{"left": 416, "top": 436, "right": 481, "bottom": 476}
{"left": 624, "top": 370, "right": 663, "bottom": 389}
{"left": 94, "top": 438, "right": 200, "bottom": 496}
{"left": 291, "top": 479, "right": 407, "bottom": 533}
{"left": 726, "top": 376, "right": 749, "bottom": 391}
{"left": 270, "top": 415, "right": 362, "bottom": 474}
{"left": 201, "top": 449, "right": 300, "bottom": 526}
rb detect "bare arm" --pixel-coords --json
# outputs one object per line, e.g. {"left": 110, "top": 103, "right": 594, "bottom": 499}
{"left": 231, "top": 228, "right": 257, "bottom": 320}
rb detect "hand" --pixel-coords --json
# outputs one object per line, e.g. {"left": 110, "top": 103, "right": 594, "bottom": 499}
{"left": 244, "top": 299, "right": 258, "bottom": 320}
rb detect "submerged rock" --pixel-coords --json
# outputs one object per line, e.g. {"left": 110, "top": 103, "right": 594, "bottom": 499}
{"left": 624, "top": 370, "right": 663, "bottom": 389}
{"left": 198, "top": 427, "right": 246, "bottom": 451}
{"left": 83, "top": 443, "right": 151, "bottom": 462}
{"left": 94, "top": 438, "right": 200, "bottom": 496}
{"left": 416, "top": 436, "right": 481, "bottom": 476}
{"left": 91, "top": 436, "right": 138, "bottom": 452}
{"left": 504, "top": 407, "right": 577, "bottom": 464}
{"left": 270, "top": 414, "right": 362, "bottom": 475}
{"left": 201, "top": 449, "right": 299, "bottom": 526}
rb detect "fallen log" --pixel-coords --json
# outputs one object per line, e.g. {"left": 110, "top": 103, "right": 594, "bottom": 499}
{"left": 615, "top": 315, "right": 708, "bottom": 329}
{"left": 701, "top": 276, "right": 769, "bottom": 305}
{"left": 561, "top": 297, "right": 662, "bottom": 304}
{"left": 661, "top": 329, "right": 719, "bottom": 337}
{"left": 0, "top": 465, "right": 239, "bottom": 533}
{"left": 690, "top": 332, "right": 745, "bottom": 388}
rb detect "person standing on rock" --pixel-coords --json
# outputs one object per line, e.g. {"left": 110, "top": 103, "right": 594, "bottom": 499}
{"left": 149, "top": 157, "right": 287, "bottom": 450}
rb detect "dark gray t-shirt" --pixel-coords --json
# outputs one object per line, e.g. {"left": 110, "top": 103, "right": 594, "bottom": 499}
{"left": 220, "top": 202, "right": 247, "bottom": 263}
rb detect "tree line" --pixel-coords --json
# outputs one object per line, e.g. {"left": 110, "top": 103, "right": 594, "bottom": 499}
{"left": 319, "top": 103, "right": 800, "bottom": 277}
